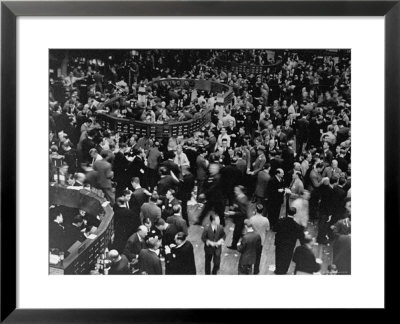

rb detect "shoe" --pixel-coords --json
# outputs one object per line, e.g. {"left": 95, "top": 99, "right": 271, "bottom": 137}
{"left": 227, "top": 245, "right": 237, "bottom": 250}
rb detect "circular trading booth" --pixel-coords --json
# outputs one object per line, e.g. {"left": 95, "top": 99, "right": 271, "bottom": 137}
{"left": 96, "top": 78, "right": 234, "bottom": 138}
{"left": 49, "top": 184, "right": 114, "bottom": 275}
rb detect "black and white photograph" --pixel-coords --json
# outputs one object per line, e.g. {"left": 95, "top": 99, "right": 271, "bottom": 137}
{"left": 48, "top": 49, "right": 352, "bottom": 276}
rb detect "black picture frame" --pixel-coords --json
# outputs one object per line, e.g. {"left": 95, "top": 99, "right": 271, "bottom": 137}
{"left": 1, "top": 0, "right": 398, "bottom": 322}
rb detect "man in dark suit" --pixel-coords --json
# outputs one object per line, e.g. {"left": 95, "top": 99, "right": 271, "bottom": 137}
{"left": 292, "top": 234, "right": 321, "bottom": 275}
{"left": 266, "top": 168, "right": 286, "bottom": 230}
{"left": 176, "top": 165, "right": 195, "bottom": 225}
{"left": 138, "top": 235, "right": 163, "bottom": 275}
{"left": 113, "top": 196, "right": 141, "bottom": 253}
{"left": 237, "top": 220, "right": 262, "bottom": 275}
{"left": 196, "top": 148, "right": 209, "bottom": 198}
{"left": 254, "top": 163, "right": 271, "bottom": 216}
{"left": 296, "top": 113, "right": 310, "bottom": 155}
{"left": 93, "top": 150, "right": 115, "bottom": 204}
{"left": 64, "top": 214, "right": 87, "bottom": 249}
{"left": 140, "top": 193, "right": 162, "bottom": 224}
{"left": 274, "top": 207, "right": 305, "bottom": 275}
{"left": 157, "top": 166, "right": 180, "bottom": 198}
{"left": 123, "top": 225, "right": 148, "bottom": 262}
{"left": 201, "top": 214, "right": 226, "bottom": 275}
{"left": 108, "top": 249, "right": 130, "bottom": 275}
{"left": 128, "top": 177, "right": 151, "bottom": 216}
{"left": 165, "top": 232, "right": 196, "bottom": 275}
{"left": 49, "top": 208, "right": 67, "bottom": 252}
{"left": 160, "top": 151, "right": 181, "bottom": 178}
{"left": 166, "top": 205, "right": 188, "bottom": 235}
{"left": 162, "top": 189, "right": 181, "bottom": 220}
{"left": 113, "top": 143, "right": 131, "bottom": 198}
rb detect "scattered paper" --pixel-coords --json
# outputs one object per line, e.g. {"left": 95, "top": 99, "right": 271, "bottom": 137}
{"left": 234, "top": 254, "right": 238, "bottom": 257}
{"left": 269, "top": 265, "right": 276, "bottom": 271}
{"left": 101, "top": 201, "right": 110, "bottom": 207}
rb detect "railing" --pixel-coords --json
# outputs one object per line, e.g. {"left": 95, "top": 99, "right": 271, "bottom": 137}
{"left": 96, "top": 78, "right": 234, "bottom": 138}
{"left": 215, "top": 56, "right": 283, "bottom": 75}
{"left": 49, "top": 185, "right": 114, "bottom": 275}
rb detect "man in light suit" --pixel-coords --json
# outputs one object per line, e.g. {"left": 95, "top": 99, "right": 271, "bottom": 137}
{"left": 201, "top": 213, "right": 226, "bottom": 275}
{"left": 237, "top": 220, "right": 262, "bottom": 275}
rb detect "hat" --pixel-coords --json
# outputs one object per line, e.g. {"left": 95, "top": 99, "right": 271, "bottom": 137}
{"left": 288, "top": 207, "right": 297, "bottom": 216}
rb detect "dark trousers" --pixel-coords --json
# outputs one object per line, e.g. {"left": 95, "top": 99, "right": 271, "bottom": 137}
{"left": 238, "top": 264, "right": 253, "bottom": 275}
{"left": 196, "top": 180, "right": 205, "bottom": 198}
{"left": 181, "top": 199, "right": 189, "bottom": 225}
{"left": 231, "top": 217, "right": 245, "bottom": 247}
{"left": 309, "top": 190, "right": 320, "bottom": 221}
{"left": 317, "top": 212, "right": 331, "bottom": 244}
{"left": 147, "top": 168, "right": 159, "bottom": 192}
{"left": 274, "top": 243, "right": 295, "bottom": 274}
{"left": 254, "top": 244, "right": 263, "bottom": 274}
{"left": 205, "top": 251, "right": 221, "bottom": 275}
{"left": 268, "top": 202, "right": 282, "bottom": 230}
{"left": 198, "top": 200, "right": 225, "bottom": 226}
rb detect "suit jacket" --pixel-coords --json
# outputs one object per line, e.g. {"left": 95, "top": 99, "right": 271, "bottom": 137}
{"left": 123, "top": 232, "right": 147, "bottom": 261}
{"left": 274, "top": 216, "right": 305, "bottom": 247}
{"left": 267, "top": 176, "right": 285, "bottom": 205}
{"left": 166, "top": 214, "right": 188, "bottom": 235}
{"left": 293, "top": 245, "right": 320, "bottom": 274}
{"left": 166, "top": 240, "right": 196, "bottom": 275}
{"left": 161, "top": 160, "right": 180, "bottom": 177}
{"left": 254, "top": 170, "right": 271, "bottom": 198}
{"left": 196, "top": 155, "right": 208, "bottom": 181}
{"left": 177, "top": 172, "right": 195, "bottom": 201}
{"left": 49, "top": 221, "right": 66, "bottom": 252}
{"left": 296, "top": 117, "right": 310, "bottom": 140}
{"left": 238, "top": 231, "right": 262, "bottom": 265}
{"left": 147, "top": 147, "right": 161, "bottom": 170}
{"left": 140, "top": 202, "right": 161, "bottom": 223}
{"left": 157, "top": 175, "right": 179, "bottom": 197}
{"left": 201, "top": 224, "right": 226, "bottom": 255}
{"left": 252, "top": 154, "right": 266, "bottom": 175}
{"left": 93, "top": 159, "right": 113, "bottom": 189}
{"left": 138, "top": 249, "right": 162, "bottom": 275}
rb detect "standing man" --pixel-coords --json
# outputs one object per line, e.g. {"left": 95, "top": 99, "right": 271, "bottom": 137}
{"left": 201, "top": 214, "right": 226, "bottom": 275}
{"left": 237, "top": 220, "right": 262, "bottom": 275}
{"left": 195, "top": 147, "right": 209, "bottom": 199}
{"left": 249, "top": 204, "right": 270, "bottom": 274}
{"left": 274, "top": 207, "right": 305, "bottom": 275}
{"left": 266, "top": 168, "right": 286, "bottom": 231}
{"left": 138, "top": 234, "right": 163, "bottom": 275}
{"left": 227, "top": 185, "right": 250, "bottom": 250}
{"left": 292, "top": 234, "right": 322, "bottom": 275}
{"left": 177, "top": 165, "right": 195, "bottom": 226}
{"left": 165, "top": 232, "right": 196, "bottom": 275}
{"left": 93, "top": 150, "right": 115, "bottom": 205}
{"left": 123, "top": 225, "right": 149, "bottom": 262}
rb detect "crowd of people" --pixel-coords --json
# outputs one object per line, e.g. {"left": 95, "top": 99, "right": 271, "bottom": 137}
{"left": 49, "top": 49, "right": 351, "bottom": 275}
